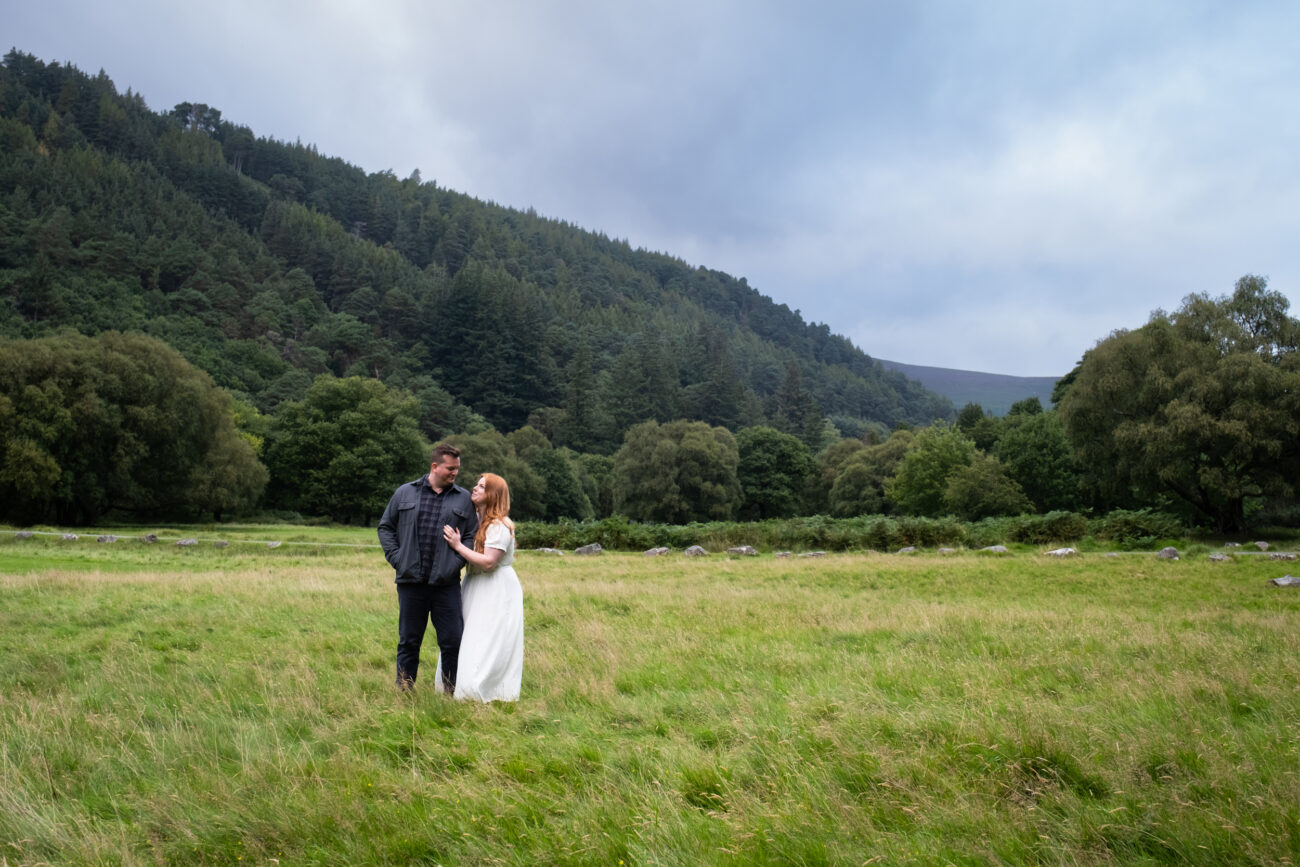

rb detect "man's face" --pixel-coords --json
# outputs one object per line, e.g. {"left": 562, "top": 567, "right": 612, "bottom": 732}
{"left": 429, "top": 456, "right": 461, "bottom": 490}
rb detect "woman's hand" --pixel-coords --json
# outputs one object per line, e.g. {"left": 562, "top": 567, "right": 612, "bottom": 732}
{"left": 442, "top": 525, "right": 462, "bottom": 551}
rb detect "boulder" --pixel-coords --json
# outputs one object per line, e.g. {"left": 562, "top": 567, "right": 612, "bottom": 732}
{"left": 980, "top": 545, "right": 1009, "bottom": 554}
{"left": 267, "top": 541, "right": 282, "bottom": 549}
{"left": 1105, "top": 552, "right": 1121, "bottom": 558}
{"left": 574, "top": 543, "right": 603, "bottom": 556}
{"left": 533, "top": 547, "right": 565, "bottom": 555}
{"left": 61, "top": 533, "right": 78, "bottom": 541}
{"left": 683, "top": 545, "right": 708, "bottom": 557}
{"left": 897, "top": 546, "right": 917, "bottom": 554}
{"left": 775, "top": 551, "right": 792, "bottom": 558}
{"left": 213, "top": 540, "right": 229, "bottom": 548}
{"left": 1045, "top": 547, "right": 1077, "bottom": 557}
{"left": 1268, "top": 551, "right": 1297, "bottom": 560}
{"left": 141, "top": 533, "right": 158, "bottom": 543}
{"left": 1224, "top": 542, "right": 1242, "bottom": 548}
{"left": 727, "top": 545, "right": 758, "bottom": 556}
{"left": 97, "top": 535, "right": 118, "bottom": 543}
{"left": 1267, "top": 575, "right": 1300, "bottom": 587}
{"left": 16, "top": 531, "right": 34, "bottom": 540}
{"left": 937, "top": 547, "right": 957, "bottom": 554}
{"left": 176, "top": 538, "right": 198, "bottom": 547}
{"left": 643, "top": 546, "right": 670, "bottom": 556}
{"left": 1255, "top": 541, "right": 1270, "bottom": 551}
{"left": 1156, "top": 547, "right": 1180, "bottom": 560}
{"left": 1208, "top": 553, "right": 1231, "bottom": 562}
{"left": 797, "top": 551, "right": 826, "bottom": 558}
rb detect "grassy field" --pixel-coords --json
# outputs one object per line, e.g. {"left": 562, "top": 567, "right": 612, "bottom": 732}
{"left": 1, "top": 529, "right": 1298, "bottom": 865}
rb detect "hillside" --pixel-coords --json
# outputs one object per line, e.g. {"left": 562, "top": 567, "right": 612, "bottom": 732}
{"left": 877, "top": 360, "right": 1059, "bottom": 416}
{"left": 0, "top": 50, "right": 953, "bottom": 451}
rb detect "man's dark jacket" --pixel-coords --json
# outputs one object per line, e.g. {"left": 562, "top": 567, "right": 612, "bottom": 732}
{"left": 377, "top": 477, "right": 479, "bottom": 585}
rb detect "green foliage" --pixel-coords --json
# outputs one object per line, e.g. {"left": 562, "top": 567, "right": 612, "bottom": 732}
{"left": 885, "top": 422, "right": 976, "bottom": 517}
{"left": 529, "top": 448, "right": 594, "bottom": 522}
{"left": 262, "top": 375, "right": 424, "bottom": 523}
{"left": 1059, "top": 275, "right": 1300, "bottom": 532}
{"left": 943, "top": 452, "right": 1031, "bottom": 520}
{"left": 0, "top": 332, "right": 265, "bottom": 523}
{"left": 825, "top": 430, "right": 915, "bottom": 518}
{"left": 734, "top": 426, "right": 815, "bottom": 520}
{"left": 612, "top": 420, "right": 742, "bottom": 523}
{"left": 1089, "top": 509, "right": 1185, "bottom": 548}
{"left": 993, "top": 410, "right": 1082, "bottom": 512}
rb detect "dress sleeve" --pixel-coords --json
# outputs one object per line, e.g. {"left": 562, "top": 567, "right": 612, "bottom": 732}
{"left": 484, "top": 520, "right": 511, "bottom": 552}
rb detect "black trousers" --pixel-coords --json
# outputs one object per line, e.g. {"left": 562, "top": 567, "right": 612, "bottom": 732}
{"left": 396, "top": 580, "right": 463, "bottom": 691}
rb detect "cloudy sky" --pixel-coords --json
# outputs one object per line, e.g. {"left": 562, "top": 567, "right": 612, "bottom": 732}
{"left": 9, "top": 1, "right": 1299, "bottom": 376}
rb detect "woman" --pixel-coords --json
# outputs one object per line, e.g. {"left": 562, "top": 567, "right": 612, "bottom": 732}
{"left": 440, "top": 473, "right": 523, "bottom": 702}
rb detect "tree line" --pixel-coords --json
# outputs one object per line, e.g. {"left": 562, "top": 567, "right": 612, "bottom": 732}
{"left": 3, "top": 275, "right": 1297, "bottom": 533}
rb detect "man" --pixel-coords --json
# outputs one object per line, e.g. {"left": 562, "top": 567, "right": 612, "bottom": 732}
{"left": 377, "top": 443, "right": 479, "bottom": 692}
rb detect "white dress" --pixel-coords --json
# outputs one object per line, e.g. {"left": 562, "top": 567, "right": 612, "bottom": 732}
{"left": 453, "top": 520, "right": 523, "bottom": 702}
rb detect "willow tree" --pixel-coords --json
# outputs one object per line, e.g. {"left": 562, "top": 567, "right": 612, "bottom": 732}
{"left": 1058, "top": 275, "right": 1300, "bottom": 532}
{"left": 0, "top": 332, "right": 266, "bottom": 523}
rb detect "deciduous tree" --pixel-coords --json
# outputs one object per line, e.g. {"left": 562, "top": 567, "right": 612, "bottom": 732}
{"left": 735, "top": 426, "right": 815, "bottom": 520}
{"left": 613, "top": 420, "right": 741, "bottom": 523}
{"left": 1058, "top": 275, "right": 1300, "bottom": 532}
{"left": 0, "top": 332, "right": 266, "bottom": 523}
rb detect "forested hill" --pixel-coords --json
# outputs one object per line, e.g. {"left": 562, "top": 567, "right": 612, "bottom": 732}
{"left": 0, "top": 50, "right": 952, "bottom": 452}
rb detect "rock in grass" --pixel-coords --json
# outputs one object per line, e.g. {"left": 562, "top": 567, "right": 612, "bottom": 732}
{"left": 213, "top": 540, "right": 229, "bottom": 548}
{"left": 727, "top": 545, "right": 758, "bottom": 556}
{"left": 1255, "top": 541, "right": 1270, "bottom": 551}
{"left": 533, "top": 547, "right": 564, "bottom": 555}
{"left": 775, "top": 551, "right": 793, "bottom": 558}
{"left": 643, "top": 547, "right": 669, "bottom": 556}
{"left": 897, "top": 546, "right": 917, "bottom": 554}
{"left": 1267, "top": 575, "right": 1300, "bottom": 587}
{"left": 267, "top": 541, "right": 282, "bottom": 548}
{"left": 1156, "top": 547, "right": 1180, "bottom": 560}
{"left": 1208, "top": 553, "right": 1231, "bottom": 562}
{"left": 16, "top": 531, "right": 34, "bottom": 539}
{"left": 141, "top": 533, "right": 158, "bottom": 543}
{"left": 176, "top": 538, "right": 198, "bottom": 547}
{"left": 1105, "top": 552, "right": 1121, "bottom": 558}
{"left": 1268, "top": 552, "right": 1297, "bottom": 561}
{"left": 937, "top": 547, "right": 957, "bottom": 554}
{"left": 97, "top": 535, "right": 118, "bottom": 543}
{"left": 980, "top": 545, "right": 1009, "bottom": 554}
{"left": 797, "top": 551, "right": 826, "bottom": 558}
{"left": 683, "top": 545, "right": 708, "bottom": 557}
{"left": 1045, "top": 547, "right": 1077, "bottom": 557}
{"left": 61, "top": 533, "right": 78, "bottom": 541}
{"left": 574, "top": 543, "right": 603, "bottom": 556}
{"left": 1224, "top": 541, "right": 1242, "bottom": 548}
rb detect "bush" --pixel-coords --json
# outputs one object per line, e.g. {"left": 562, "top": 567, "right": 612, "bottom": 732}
{"left": 517, "top": 508, "right": 1184, "bottom": 554}
{"left": 1008, "top": 511, "right": 1088, "bottom": 544}
{"left": 1089, "top": 509, "right": 1184, "bottom": 547}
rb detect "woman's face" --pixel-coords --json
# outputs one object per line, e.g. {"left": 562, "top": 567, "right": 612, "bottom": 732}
{"left": 471, "top": 477, "right": 487, "bottom": 505}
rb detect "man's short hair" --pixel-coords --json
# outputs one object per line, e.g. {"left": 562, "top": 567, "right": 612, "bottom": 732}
{"left": 431, "top": 443, "right": 461, "bottom": 465}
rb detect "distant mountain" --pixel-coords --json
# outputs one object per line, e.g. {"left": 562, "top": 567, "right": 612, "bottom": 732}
{"left": 876, "top": 360, "right": 1059, "bottom": 417}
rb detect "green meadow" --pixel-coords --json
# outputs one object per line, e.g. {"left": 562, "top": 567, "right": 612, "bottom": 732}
{"left": 1, "top": 530, "right": 1298, "bottom": 865}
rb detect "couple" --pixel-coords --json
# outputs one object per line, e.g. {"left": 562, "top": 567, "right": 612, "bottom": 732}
{"left": 376, "top": 443, "right": 523, "bottom": 702}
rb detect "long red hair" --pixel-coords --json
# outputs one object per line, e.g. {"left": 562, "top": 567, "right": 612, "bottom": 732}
{"left": 474, "top": 472, "right": 514, "bottom": 553}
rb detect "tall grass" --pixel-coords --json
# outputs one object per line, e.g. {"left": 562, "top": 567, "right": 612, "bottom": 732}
{"left": 1, "top": 530, "right": 1298, "bottom": 864}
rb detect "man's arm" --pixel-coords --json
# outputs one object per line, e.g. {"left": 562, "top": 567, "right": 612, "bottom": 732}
{"left": 376, "top": 492, "right": 401, "bottom": 562}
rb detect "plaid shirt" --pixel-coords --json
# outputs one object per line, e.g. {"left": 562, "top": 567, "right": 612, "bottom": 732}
{"left": 416, "top": 477, "right": 450, "bottom": 581}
